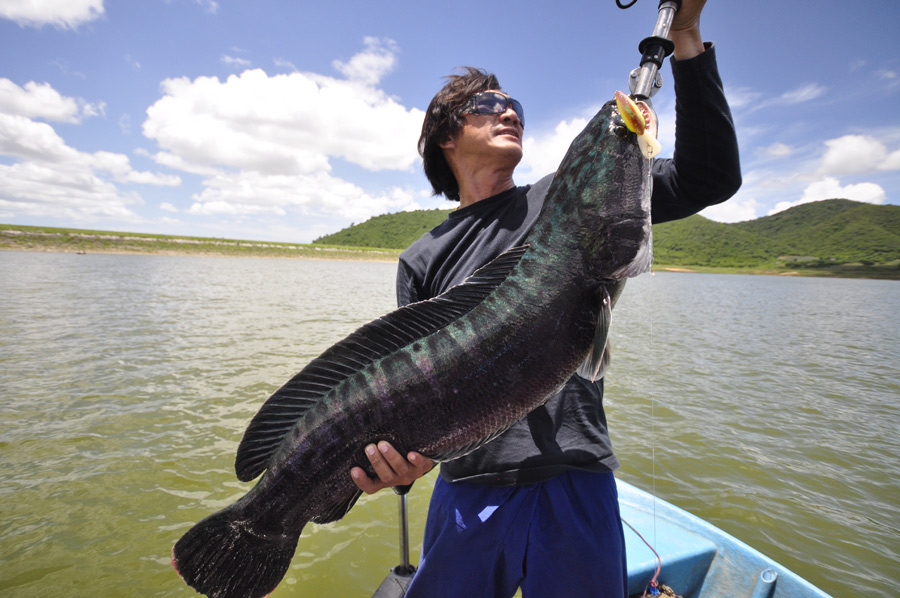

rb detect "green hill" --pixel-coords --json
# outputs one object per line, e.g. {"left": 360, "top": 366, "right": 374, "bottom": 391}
{"left": 733, "top": 199, "right": 900, "bottom": 265}
{"left": 314, "top": 199, "right": 900, "bottom": 278}
{"left": 313, "top": 209, "right": 453, "bottom": 249}
{"left": 652, "top": 215, "right": 778, "bottom": 267}
{"left": 654, "top": 199, "right": 900, "bottom": 270}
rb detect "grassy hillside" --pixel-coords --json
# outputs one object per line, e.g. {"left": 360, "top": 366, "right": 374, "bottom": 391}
{"left": 652, "top": 216, "right": 778, "bottom": 267}
{"left": 312, "top": 209, "right": 454, "bottom": 249}
{"left": 312, "top": 199, "right": 900, "bottom": 278}
{"left": 733, "top": 199, "right": 900, "bottom": 265}
{"left": 653, "top": 199, "right": 900, "bottom": 272}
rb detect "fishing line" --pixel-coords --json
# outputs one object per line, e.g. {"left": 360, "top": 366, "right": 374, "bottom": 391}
{"left": 650, "top": 269, "right": 658, "bottom": 562}
{"left": 643, "top": 258, "right": 661, "bottom": 596}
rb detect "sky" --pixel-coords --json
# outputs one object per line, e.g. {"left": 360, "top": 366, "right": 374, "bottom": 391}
{"left": 1, "top": 0, "right": 898, "bottom": 243}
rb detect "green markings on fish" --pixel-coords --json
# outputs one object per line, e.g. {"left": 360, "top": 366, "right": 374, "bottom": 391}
{"left": 172, "top": 94, "right": 655, "bottom": 598}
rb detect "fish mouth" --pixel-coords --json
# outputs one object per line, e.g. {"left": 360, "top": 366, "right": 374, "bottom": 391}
{"left": 614, "top": 90, "right": 660, "bottom": 158}
{"left": 614, "top": 90, "right": 656, "bottom": 137}
{"left": 635, "top": 101, "right": 657, "bottom": 138}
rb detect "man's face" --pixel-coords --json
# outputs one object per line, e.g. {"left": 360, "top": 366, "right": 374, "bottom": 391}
{"left": 442, "top": 90, "right": 524, "bottom": 169}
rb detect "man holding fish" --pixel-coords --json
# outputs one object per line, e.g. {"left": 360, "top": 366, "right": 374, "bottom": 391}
{"left": 351, "top": 1, "right": 741, "bottom": 596}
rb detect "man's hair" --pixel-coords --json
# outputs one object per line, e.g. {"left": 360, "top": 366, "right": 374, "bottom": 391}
{"left": 418, "top": 67, "right": 502, "bottom": 201}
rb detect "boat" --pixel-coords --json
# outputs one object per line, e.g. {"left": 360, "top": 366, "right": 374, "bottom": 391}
{"left": 372, "top": 478, "right": 833, "bottom": 598}
{"left": 616, "top": 479, "right": 832, "bottom": 597}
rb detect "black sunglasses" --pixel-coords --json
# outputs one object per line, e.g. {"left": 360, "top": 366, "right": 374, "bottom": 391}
{"left": 461, "top": 91, "right": 525, "bottom": 127}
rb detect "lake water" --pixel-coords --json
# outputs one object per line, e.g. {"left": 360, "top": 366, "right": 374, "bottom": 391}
{"left": 1, "top": 251, "right": 897, "bottom": 597}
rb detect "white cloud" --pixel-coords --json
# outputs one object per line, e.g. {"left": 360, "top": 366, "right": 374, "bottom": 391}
{"left": 118, "top": 114, "right": 132, "bottom": 135}
{"left": 780, "top": 83, "right": 827, "bottom": 104}
{"left": 519, "top": 116, "right": 589, "bottom": 179}
{"left": 736, "top": 82, "right": 826, "bottom": 115}
{"left": 0, "top": 114, "right": 80, "bottom": 162}
{"left": 0, "top": 82, "right": 181, "bottom": 225}
{"left": 768, "top": 176, "right": 887, "bottom": 215}
{"left": 701, "top": 193, "right": 764, "bottom": 223}
{"left": 144, "top": 61, "right": 423, "bottom": 174}
{"left": 140, "top": 38, "right": 426, "bottom": 228}
{"left": 817, "top": 134, "right": 900, "bottom": 176}
{"left": 0, "top": 113, "right": 179, "bottom": 185}
{"left": 274, "top": 58, "right": 298, "bottom": 72}
{"left": 0, "top": 0, "right": 104, "bottom": 29}
{"left": 762, "top": 142, "right": 794, "bottom": 158}
{"left": 0, "top": 39, "right": 432, "bottom": 236}
{"left": 144, "top": 149, "right": 222, "bottom": 177}
{"left": 332, "top": 37, "right": 398, "bottom": 86}
{"left": 188, "top": 170, "right": 421, "bottom": 222}
{"left": 0, "top": 161, "right": 142, "bottom": 221}
{"left": 196, "top": 0, "right": 218, "bottom": 14}
{"left": 720, "top": 85, "right": 761, "bottom": 110}
{"left": 0, "top": 79, "right": 103, "bottom": 123}
{"left": 221, "top": 55, "right": 252, "bottom": 69}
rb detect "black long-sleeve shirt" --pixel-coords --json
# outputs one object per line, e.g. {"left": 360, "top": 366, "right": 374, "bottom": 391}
{"left": 397, "top": 43, "right": 740, "bottom": 485}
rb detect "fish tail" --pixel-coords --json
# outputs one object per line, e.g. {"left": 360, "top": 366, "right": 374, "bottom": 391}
{"left": 172, "top": 507, "right": 301, "bottom": 598}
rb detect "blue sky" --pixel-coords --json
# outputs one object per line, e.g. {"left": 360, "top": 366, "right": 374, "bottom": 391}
{"left": 1, "top": 0, "right": 898, "bottom": 243}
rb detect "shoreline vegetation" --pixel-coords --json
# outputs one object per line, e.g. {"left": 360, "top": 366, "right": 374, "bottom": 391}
{"left": 1, "top": 224, "right": 401, "bottom": 262}
{"left": 2, "top": 223, "right": 897, "bottom": 280}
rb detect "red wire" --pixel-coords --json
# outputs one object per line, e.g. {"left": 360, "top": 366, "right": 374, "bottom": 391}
{"left": 621, "top": 517, "right": 661, "bottom": 597}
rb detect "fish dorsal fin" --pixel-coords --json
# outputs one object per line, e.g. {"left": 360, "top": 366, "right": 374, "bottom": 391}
{"left": 234, "top": 244, "right": 530, "bottom": 482}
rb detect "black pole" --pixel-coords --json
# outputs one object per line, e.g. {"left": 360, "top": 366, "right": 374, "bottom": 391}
{"left": 395, "top": 491, "right": 415, "bottom": 576}
{"left": 371, "top": 487, "right": 416, "bottom": 598}
{"left": 630, "top": 0, "right": 681, "bottom": 101}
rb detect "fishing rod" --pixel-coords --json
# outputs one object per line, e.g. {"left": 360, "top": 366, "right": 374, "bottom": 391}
{"left": 619, "top": 0, "right": 682, "bottom": 101}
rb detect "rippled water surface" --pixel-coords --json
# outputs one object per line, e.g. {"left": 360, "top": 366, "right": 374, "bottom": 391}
{"left": 1, "top": 251, "right": 897, "bottom": 597}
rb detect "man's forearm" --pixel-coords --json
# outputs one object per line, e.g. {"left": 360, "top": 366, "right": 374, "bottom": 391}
{"left": 650, "top": 43, "right": 742, "bottom": 224}
{"left": 671, "top": 26, "right": 705, "bottom": 60}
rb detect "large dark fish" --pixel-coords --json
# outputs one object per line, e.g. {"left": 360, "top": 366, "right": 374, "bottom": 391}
{"left": 172, "top": 92, "right": 656, "bottom": 598}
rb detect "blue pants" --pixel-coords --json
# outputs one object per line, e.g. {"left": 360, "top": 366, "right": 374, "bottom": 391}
{"left": 405, "top": 470, "right": 627, "bottom": 598}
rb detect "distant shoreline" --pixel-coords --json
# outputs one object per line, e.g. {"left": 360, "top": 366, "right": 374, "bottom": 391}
{"left": 0, "top": 226, "right": 401, "bottom": 262}
{"left": 2, "top": 225, "right": 896, "bottom": 279}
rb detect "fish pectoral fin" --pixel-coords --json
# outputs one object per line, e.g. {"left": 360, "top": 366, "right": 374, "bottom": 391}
{"left": 576, "top": 287, "right": 613, "bottom": 382}
{"left": 234, "top": 244, "right": 531, "bottom": 483}
{"left": 310, "top": 489, "right": 363, "bottom": 525}
{"left": 576, "top": 339, "right": 611, "bottom": 383}
{"left": 424, "top": 421, "right": 517, "bottom": 463}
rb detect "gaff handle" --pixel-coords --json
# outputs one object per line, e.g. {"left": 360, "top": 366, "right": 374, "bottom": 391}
{"left": 630, "top": 0, "right": 681, "bottom": 101}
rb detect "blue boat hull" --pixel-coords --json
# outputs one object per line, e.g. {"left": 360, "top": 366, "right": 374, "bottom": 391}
{"left": 618, "top": 479, "right": 832, "bottom": 598}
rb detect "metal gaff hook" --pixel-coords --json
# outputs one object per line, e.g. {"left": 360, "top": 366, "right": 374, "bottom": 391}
{"left": 627, "top": 0, "right": 682, "bottom": 101}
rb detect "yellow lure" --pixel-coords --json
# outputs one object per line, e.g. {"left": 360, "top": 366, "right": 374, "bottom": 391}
{"left": 614, "top": 90, "right": 662, "bottom": 159}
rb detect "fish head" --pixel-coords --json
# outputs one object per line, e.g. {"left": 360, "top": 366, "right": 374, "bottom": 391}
{"left": 540, "top": 93, "right": 656, "bottom": 281}
{"left": 534, "top": 90, "right": 657, "bottom": 280}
